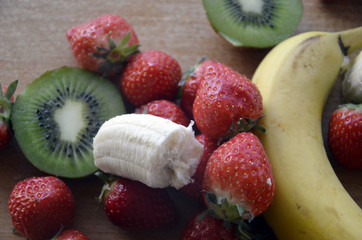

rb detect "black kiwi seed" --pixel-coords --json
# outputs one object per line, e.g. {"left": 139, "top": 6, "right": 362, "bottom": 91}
{"left": 203, "top": 0, "right": 303, "bottom": 48}
{"left": 11, "top": 66, "right": 126, "bottom": 178}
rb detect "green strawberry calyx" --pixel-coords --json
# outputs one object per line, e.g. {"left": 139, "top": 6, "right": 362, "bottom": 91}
{"left": 0, "top": 80, "right": 18, "bottom": 127}
{"left": 203, "top": 192, "right": 275, "bottom": 239}
{"left": 219, "top": 117, "right": 266, "bottom": 144}
{"left": 203, "top": 191, "right": 254, "bottom": 222}
{"left": 177, "top": 56, "right": 206, "bottom": 99}
{"left": 202, "top": 191, "right": 263, "bottom": 240}
{"left": 339, "top": 103, "right": 362, "bottom": 112}
{"left": 94, "top": 171, "right": 118, "bottom": 203}
{"left": 91, "top": 32, "right": 140, "bottom": 76}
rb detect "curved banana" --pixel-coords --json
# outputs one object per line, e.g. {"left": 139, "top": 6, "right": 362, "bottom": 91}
{"left": 93, "top": 113, "right": 203, "bottom": 189}
{"left": 252, "top": 27, "right": 362, "bottom": 240}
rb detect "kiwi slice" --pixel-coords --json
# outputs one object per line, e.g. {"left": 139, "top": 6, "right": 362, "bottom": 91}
{"left": 203, "top": 0, "right": 303, "bottom": 48}
{"left": 12, "top": 66, "right": 126, "bottom": 178}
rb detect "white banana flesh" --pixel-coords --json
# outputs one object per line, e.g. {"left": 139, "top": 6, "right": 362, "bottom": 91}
{"left": 342, "top": 50, "right": 362, "bottom": 103}
{"left": 252, "top": 27, "right": 362, "bottom": 240}
{"left": 93, "top": 113, "right": 204, "bottom": 189}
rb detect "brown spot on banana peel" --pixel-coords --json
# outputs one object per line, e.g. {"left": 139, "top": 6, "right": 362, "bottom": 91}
{"left": 291, "top": 35, "right": 322, "bottom": 71}
{"left": 291, "top": 34, "right": 349, "bottom": 73}
{"left": 325, "top": 206, "right": 341, "bottom": 221}
{"left": 296, "top": 203, "right": 311, "bottom": 218}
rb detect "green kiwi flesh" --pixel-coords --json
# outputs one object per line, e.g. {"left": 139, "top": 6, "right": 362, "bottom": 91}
{"left": 11, "top": 66, "right": 126, "bottom": 178}
{"left": 203, "top": 0, "right": 303, "bottom": 48}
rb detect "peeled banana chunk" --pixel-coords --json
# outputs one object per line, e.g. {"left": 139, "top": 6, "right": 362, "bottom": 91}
{"left": 93, "top": 113, "right": 204, "bottom": 189}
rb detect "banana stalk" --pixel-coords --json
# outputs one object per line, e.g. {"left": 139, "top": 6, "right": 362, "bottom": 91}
{"left": 252, "top": 27, "right": 362, "bottom": 240}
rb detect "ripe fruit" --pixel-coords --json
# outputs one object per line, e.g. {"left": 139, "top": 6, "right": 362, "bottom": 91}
{"left": 193, "top": 61, "right": 263, "bottom": 139}
{"left": 203, "top": 132, "right": 275, "bottom": 222}
{"left": 120, "top": 50, "right": 182, "bottom": 107}
{"left": 11, "top": 67, "right": 126, "bottom": 178}
{"left": 8, "top": 176, "right": 75, "bottom": 240}
{"left": 202, "top": 0, "right": 303, "bottom": 48}
{"left": 0, "top": 119, "right": 11, "bottom": 149}
{"left": 135, "top": 99, "right": 190, "bottom": 127}
{"left": 251, "top": 27, "right": 362, "bottom": 239}
{"left": 178, "top": 57, "right": 215, "bottom": 118}
{"left": 0, "top": 80, "right": 17, "bottom": 149}
{"left": 342, "top": 50, "right": 362, "bottom": 104}
{"left": 180, "top": 134, "right": 219, "bottom": 203}
{"left": 93, "top": 114, "right": 203, "bottom": 189}
{"left": 100, "top": 175, "right": 178, "bottom": 230}
{"left": 66, "top": 14, "right": 139, "bottom": 76}
{"left": 328, "top": 103, "right": 362, "bottom": 170}
{"left": 52, "top": 229, "right": 90, "bottom": 240}
{"left": 180, "top": 210, "right": 239, "bottom": 240}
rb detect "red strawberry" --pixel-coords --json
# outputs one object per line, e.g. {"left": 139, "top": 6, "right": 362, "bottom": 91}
{"left": 180, "top": 134, "right": 219, "bottom": 203}
{"left": 0, "top": 119, "right": 11, "bottom": 149}
{"left": 53, "top": 229, "right": 90, "bottom": 240}
{"left": 135, "top": 99, "right": 190, "bottom": 127}
{"left": 120, "top": 50, "right": 182, "bottom": 107}
{"left": 180, "top": 210, "right": 239, "bottom": 240}
{"left": 8, "top": 176, "right": 75, "bottom": 240}
{"left": 98, "top": 174, "right": 178, "bottom": 230}
{"left": 193, "top": 61, "right": 263, "bottom": 139}
{"left": 202, "top": 132, "right": 275, "bottom": 223}
{"left": 66, "top": 14, "right": 139, "bottom": 76}
{"left": 0, "top": 80, "right": 17, "bottom": 149}
{"left": 328, "top": 103, "right": 362, "bottom": 170}
{"left": 178, "top": 57, "right": 216, "bottom": 119}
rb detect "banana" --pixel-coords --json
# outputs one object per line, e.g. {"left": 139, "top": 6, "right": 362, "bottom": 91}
{"left": 92, "top": 113, "right": 203, "bottom": 189}
{"left": 252, "top": 26, "right": 362, "bottom": 240}
{"left": 342, "top": 50, "right": 362, "bottom": 103}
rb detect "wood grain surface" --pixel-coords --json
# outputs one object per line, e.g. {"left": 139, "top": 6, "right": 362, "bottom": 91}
{"left": 0, "top": 0, "right": 361, "bottom": 239}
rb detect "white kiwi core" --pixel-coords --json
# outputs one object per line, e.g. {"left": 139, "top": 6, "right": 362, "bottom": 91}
{"left": 54, "top": 99, "right": 86, "bottom": 142}
{"left": 238, "top": 0, "right": 264, "bottom": 14}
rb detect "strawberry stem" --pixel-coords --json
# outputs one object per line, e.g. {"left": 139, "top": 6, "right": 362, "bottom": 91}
{"left": 177, "top": 56, "right": 207, "bottom": 99}
{"left": 94, "top": 171, "right": 117, "bottom": 203}
{"left": 0, "top": 80, "right": 18, "bottom": 127}
{"left": 219, "top": 116, "right": 266, "bottom": 144}
{"left": 204, "top": 192, "right": 253, "bottom": 222}
{"left": 91, "top": 32, "right": 140, "bottom": 76}
{"left": 5, "top": 80, "right": 18, "bottom": 100}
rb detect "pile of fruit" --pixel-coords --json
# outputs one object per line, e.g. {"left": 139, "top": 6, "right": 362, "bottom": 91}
{"left": 1, "top": 7, "right": 361, "bottom": 240}
{"left": 1, "top": 14, "right": 276, "bottom": 240}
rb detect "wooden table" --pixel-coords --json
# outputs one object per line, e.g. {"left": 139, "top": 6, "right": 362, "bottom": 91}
{"left": 0, "top": 0, "right": 361, "bottom": 239}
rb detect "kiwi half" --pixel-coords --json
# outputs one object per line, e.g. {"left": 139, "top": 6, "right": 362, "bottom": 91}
{"left": 203, "top": 0, "right": 303, "bottom": 48}
{"left": 12, "top": 66, "right": 126, "bottom": 178}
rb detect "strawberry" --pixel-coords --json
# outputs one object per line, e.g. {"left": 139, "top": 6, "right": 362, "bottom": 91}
{"left": 192, "top": 61, "right": 263, "bottom": 139}
{"left": 52, "top": 229, "right": 90, "bottom": 240}
{"left": 202, "top": 132, "right": 275, "bottom": 225}
{"left": 66, "top": 14, "right": 139, "bottom": 76}
{"left": 97, "top": 173, "right": 178, "bottom": 230}
{"left": 180, "top": 134, "right": 219, "bottom": 203}
{"left": 180, "top": 210, "right": 239, "bottom": 240}
{"left": 328, "top": 103, "right": 362, "bottom": 170}
{"left": 178, "top": 57, "right": 215, "bottom": 119}
{"left": 8, "top": 176, "right": 75, "bottom": 240}
{"left": 135, "top": 99, "right": 190, "bottom": 127}
{"left": 0, "top": 119, "right": 11, "bottom": 149}
{"left": 0, "top": 80, "right": 17, "bottom": 149}
{"left": 120, "top": 50, "right": 182, "bottom": 107}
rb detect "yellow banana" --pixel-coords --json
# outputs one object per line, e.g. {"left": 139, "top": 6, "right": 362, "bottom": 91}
{"left": 252, "top": 27, "right": 362, "bottom": 240}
